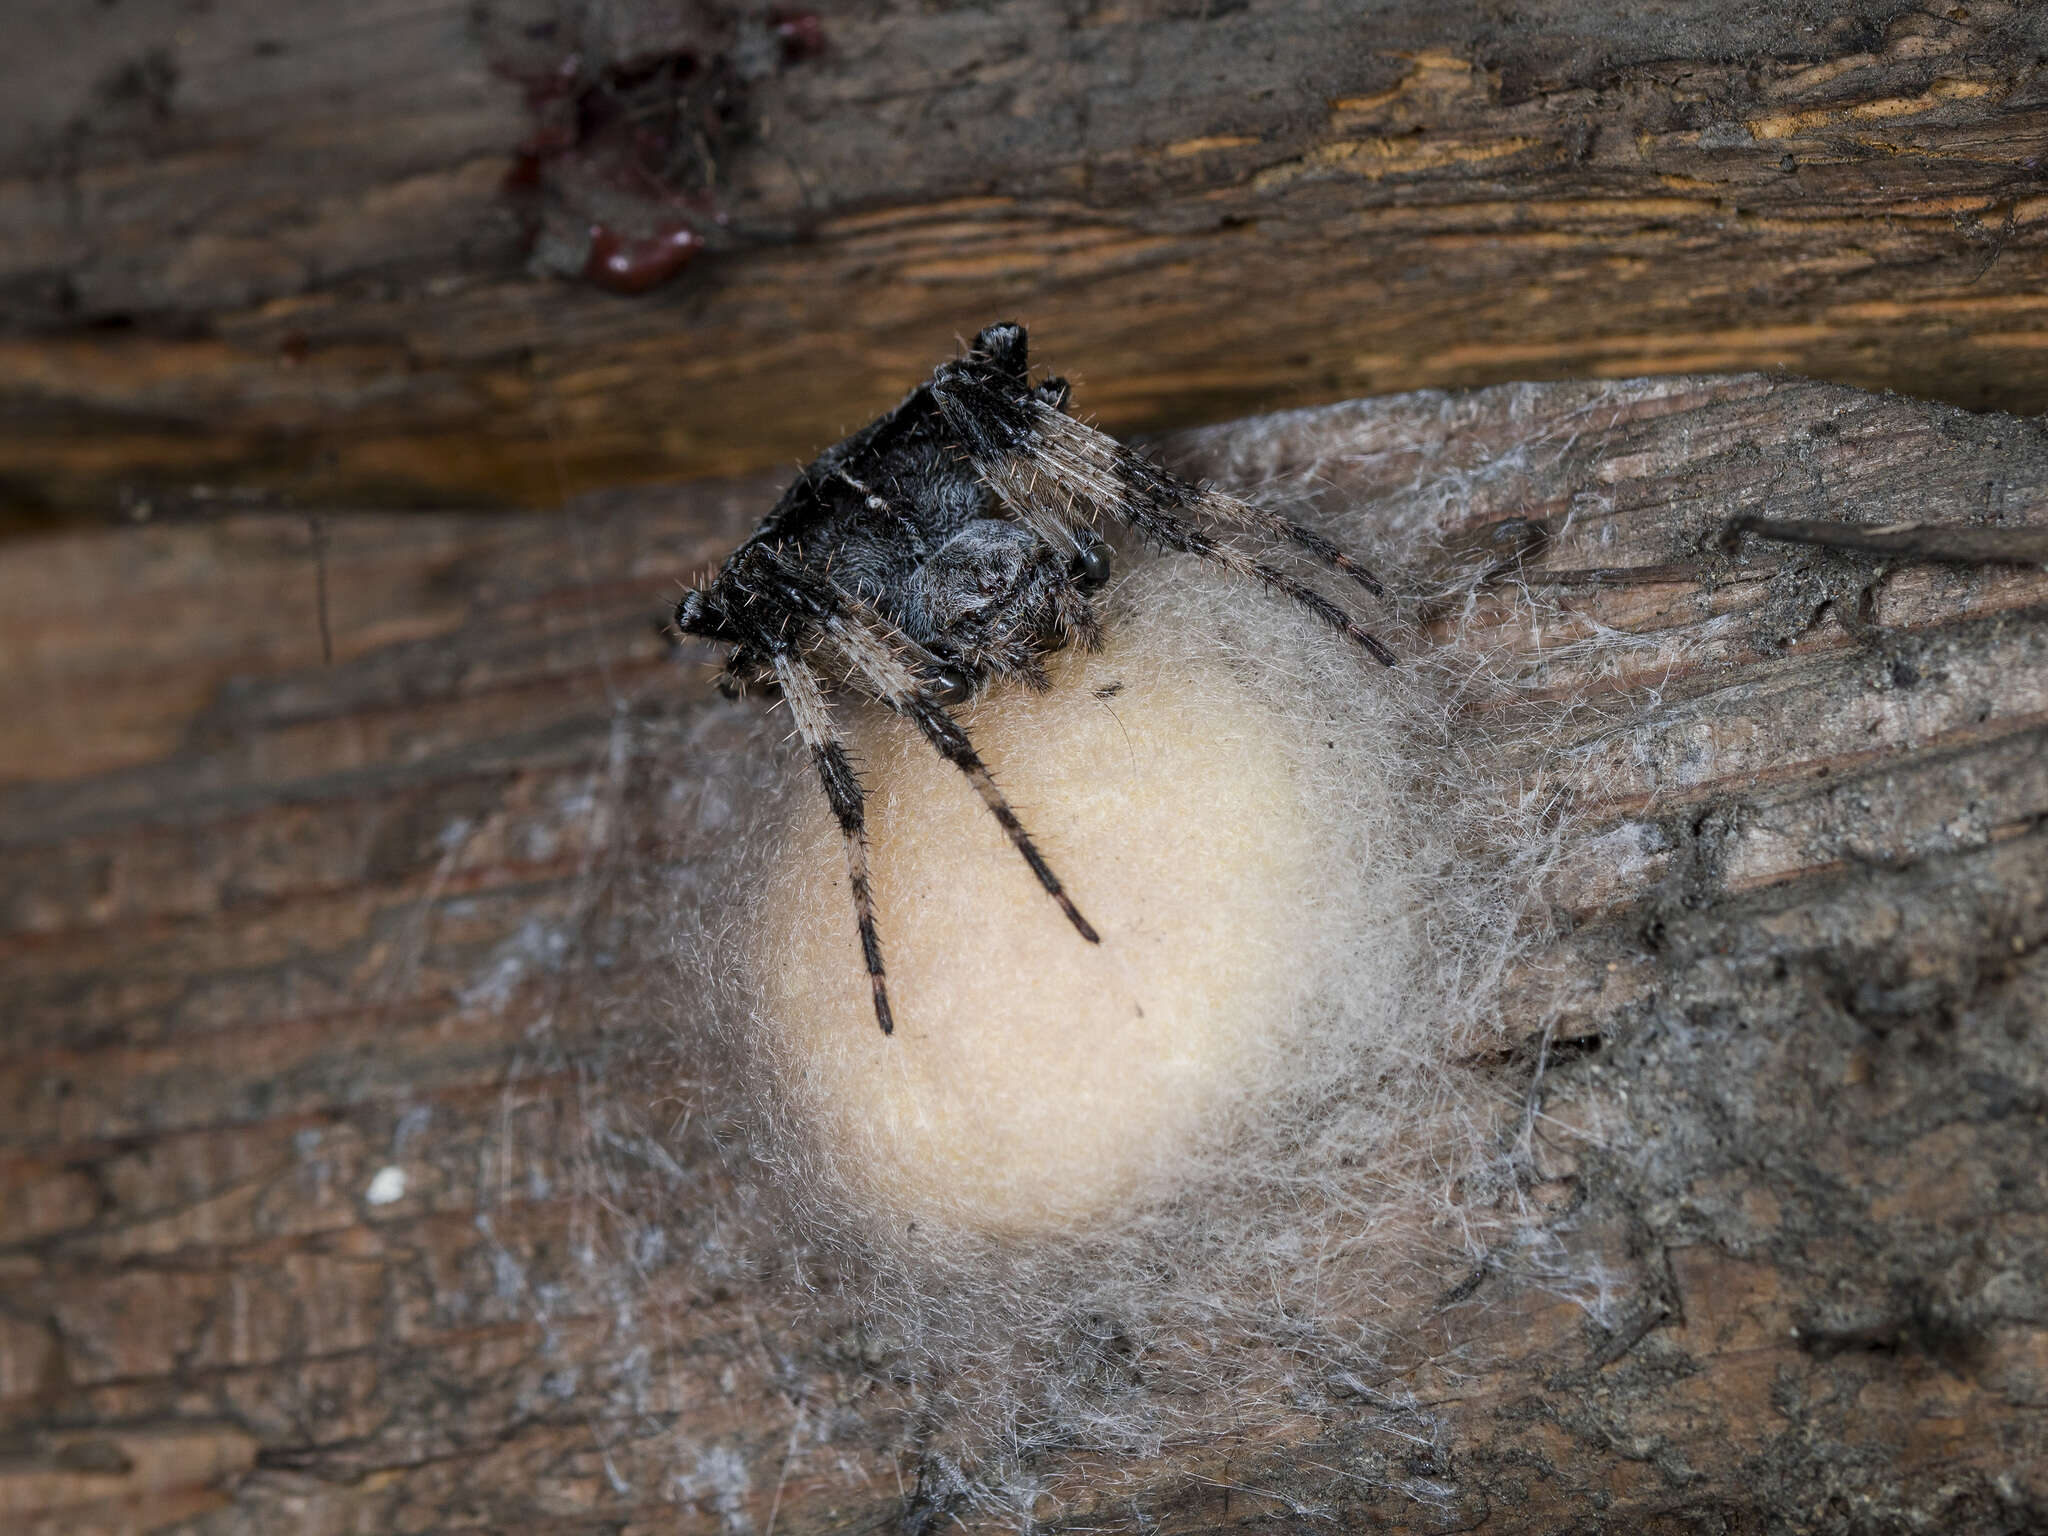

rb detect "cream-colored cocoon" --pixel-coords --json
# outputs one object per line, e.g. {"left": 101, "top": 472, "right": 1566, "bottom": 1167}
{"left": 746, "top": 561, "right": 1419, "bottom": 1239}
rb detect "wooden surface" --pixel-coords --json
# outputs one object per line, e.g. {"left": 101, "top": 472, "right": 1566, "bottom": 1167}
{"left": 3, "top": 0, "right": 2047, "bottom": 524}
{"left": 4, "top": 375, "right": 2048, "bottom": 1531}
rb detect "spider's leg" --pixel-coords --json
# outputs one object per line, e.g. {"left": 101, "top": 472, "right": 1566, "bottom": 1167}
{"left": 770, "top": 650, "right": 896, "bottom": 1035}
{"left": 1087, "top": 460, "right": 1394, "bottom": 663}
{"left": 1022, "top": 422, "right": 1393, "bottom": 665}
{"left": 1048, "top": 576, "right": 1104, "bottom": 653}
{"left": 1028, "top": 405, "right": 1386, "bottom": 595}
{"left": 1158, "top": 521, "right": 1396, "bottom": 665}
{"left": 934, "top": 378, "right": 1391, "bottom": 661}
{"left": 1031, "top": 405, "right": 1384, "bottom": 594}
{"left": 820, "top": 607, "right": 1100, "bottom": 945}
{"left": 969, "top": 440, "right": 1097, "bottom": 558}
{"left": 1185, "top": 489, "right": 1384, "bottom": 596}
{"left": 716, "top": 649, "right": 780, "bottom": 701}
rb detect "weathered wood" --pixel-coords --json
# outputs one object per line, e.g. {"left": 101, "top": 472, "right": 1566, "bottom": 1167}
{"left": 3, "top": 375, "right": 2046, "bottom": 1531}
{"left": 1, "top": 0, "right": 2045, "bottom": 524}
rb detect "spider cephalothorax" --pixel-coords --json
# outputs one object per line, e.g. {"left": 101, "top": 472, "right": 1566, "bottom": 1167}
{"left": 675, "top": 323, "right": 1390, "bottom": 1033}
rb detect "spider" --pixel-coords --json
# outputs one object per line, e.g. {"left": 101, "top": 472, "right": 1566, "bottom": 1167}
{"left": 675, "top": 323, "right": 1391, "bottom": 1034}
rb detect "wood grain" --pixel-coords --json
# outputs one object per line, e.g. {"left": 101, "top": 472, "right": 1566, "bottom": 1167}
{"left": 2, "top": 0, "right": 2045, "bottom": 524}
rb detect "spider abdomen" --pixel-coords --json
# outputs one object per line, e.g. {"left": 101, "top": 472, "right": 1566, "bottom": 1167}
{"left": 901, "top": 521, "right": 1085, "bottom": 677}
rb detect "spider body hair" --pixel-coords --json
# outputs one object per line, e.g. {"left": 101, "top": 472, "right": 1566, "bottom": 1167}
{"left": 675, "top": 322, "right": 1390, "bottom": 1033}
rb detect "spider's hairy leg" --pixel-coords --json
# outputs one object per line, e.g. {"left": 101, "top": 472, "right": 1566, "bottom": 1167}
{"left": 1099, "top": 474, "right": 1394, "bottom": 663}
{"left": 941, "top": 381, "right": 1393, "bottom": 666}
{"left": 771, "top": 650, "right": 896, "bottom": 1035}
{"left": 1188, "top": 488, "right": 1384, "bottom": 597}
{"left": 931, "top": 368, "right": 1390, "bottom": 659}
{"left": 1202, "top": 539, "right": 1397, "bottom": 666}
{"left": 1048, "top": 573, "right": 1105, "bottom": 654}
{"left": 1155, "top": 513, "right": 1396, "bottom": 666}
{"left": 1027, "top": 405, "right": 1386, "bottom": 596}
{"left": 716, "top": 650, "right": 780, "bottom": 701}
{"left": 1032, "top": 416, "right": 1393, "bottom": 664}
{"left": 930, "top": 360, "right": 1093, "bottom": 557}
{"left": 822, "top": 610, "right": 1101, "bottom": 945}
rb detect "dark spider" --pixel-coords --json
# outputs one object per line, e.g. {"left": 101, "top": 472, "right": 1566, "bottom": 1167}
{"left": 675, "top": 322, "right": 1392, "bottom": 1034}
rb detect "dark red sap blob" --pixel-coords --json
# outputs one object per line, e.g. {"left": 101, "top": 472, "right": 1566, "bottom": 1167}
{"left": 500, "top": 16, "right": 825, "bottom": 296}
{"left": 582, "top": 223, "right": 703, "bottom": 294}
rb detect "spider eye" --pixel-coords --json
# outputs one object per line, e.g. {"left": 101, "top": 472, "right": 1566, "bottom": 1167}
{"left": 926, "top": 666, "right": 974, "bottom": 706}
{"left": 1070, "top": 540, "right": 1112, "bottom": 589}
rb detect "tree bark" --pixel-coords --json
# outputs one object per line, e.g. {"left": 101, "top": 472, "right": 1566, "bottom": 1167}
{"left": 3, "top": 374, "right": 2046, "bottom": 1531}
{"left": 1, "top": 0, "right": 2044, "bottom": 524}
